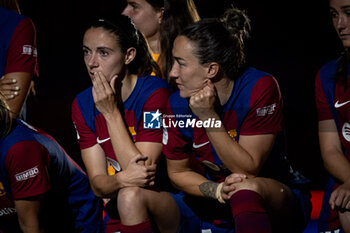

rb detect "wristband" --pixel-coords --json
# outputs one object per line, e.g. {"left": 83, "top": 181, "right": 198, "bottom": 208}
{"left": 215, "top": 182, "right": 225, "bottom": 204}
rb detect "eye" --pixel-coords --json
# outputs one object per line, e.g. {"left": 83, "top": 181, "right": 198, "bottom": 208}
{"left": 100, "top": 50, "right": 109, "bottom": 57}
{"left": 330, "top": 10, "right": 338, "bottom": 18}
{"left": 82, "top": 48, "right": 90, "bottom": 56}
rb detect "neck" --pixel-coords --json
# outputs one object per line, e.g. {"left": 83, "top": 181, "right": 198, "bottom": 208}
{"left": 146, "top": 32, "right": 160, "bottom": 55}
{"left": 120, "top": 73, "right": 138, "bottom": 102}
{"left": 214, "top": 77, "right": 234, "bottom": 105}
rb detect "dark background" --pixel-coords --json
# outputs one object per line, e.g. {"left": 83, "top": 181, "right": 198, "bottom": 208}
{"left": 16, "top": 0, "right": 341, "bottom": 189}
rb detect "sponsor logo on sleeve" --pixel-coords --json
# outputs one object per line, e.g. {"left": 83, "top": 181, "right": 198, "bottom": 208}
{"left": 256, "top": 103, "right": 276, "bottom": 116}
{"left": 15, "top": 166, "right": 39, "bottom": 182}
{"left": 0, "top": 207, "right": 16, "bottom": 216}
{"left": 22, "top": 45, "right": 37, "bottom": 57}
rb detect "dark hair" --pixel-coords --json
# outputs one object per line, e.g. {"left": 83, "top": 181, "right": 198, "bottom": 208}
{"left": 146, "top": 0, "right": 164, "bottom": 10}
{"left": 0, "top": 93, "right": 12, "bottom": 138}
{"left": 335, "top": 48, "right": 349, "bottom": 88}
{"left": 159, "top": 0, "right": 200, "bottom": 80}
{"left": 87, "top": 15, "right": 161, "bottom": 77}
{"left": 0, "top": 0, "right": 20, "bottom": 13}
{"left": 180, "top": 7, "right": 250, "bottom": 80}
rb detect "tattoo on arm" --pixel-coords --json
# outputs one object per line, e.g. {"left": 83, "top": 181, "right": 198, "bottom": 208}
{"left": 199, "top": 181, "right": 218, "bottom": 199}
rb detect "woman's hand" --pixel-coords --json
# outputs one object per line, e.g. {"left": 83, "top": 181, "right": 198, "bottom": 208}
{"left": 330, "top": 179, "right": 350, "bottom": 211}
{"left": 92, "top": 72, "right": 119, "bottom": 117}
{"left": 189, "top": 80, "right": 217, "bottom": 120}
{"left": 0, "top": 76, "right": 19, "bottom": 99}
{"left": 221, "top": 173, "right": 247, "bottom": 201}
{"left": 118, "top": 154, "right": 156, "bottom": 188}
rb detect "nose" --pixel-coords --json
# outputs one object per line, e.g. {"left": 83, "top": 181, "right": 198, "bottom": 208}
{"left": 336, "top": 14, "right": 346, "bottom": 31}
{"left": 87, "top": 53, "right": 98, "bottom": 70}
{"left": 169, "top": 62, "right": 179, "bottom": 79}
{"left": 122, "top": 5, "right": 131, "bottom": 16}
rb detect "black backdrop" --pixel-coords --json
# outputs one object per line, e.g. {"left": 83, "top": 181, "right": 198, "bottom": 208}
{"left": 16, "top": 0, "right": 341, "bottom": 189}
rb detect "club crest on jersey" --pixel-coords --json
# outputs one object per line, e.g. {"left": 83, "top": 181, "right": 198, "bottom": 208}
{"left": 0, "top": 182, "right": 6, "bottom": 196}
{"left": 228, "top": 129, "right": 238, "bottom": 142}
{"left": 143, "top": 110, "right": 161, "bottom": 129}
{"left": 128, "top": 126, "right": 137, "bottom": 142}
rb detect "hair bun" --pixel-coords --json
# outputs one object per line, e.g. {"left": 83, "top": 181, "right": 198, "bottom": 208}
{"left": 220, "top": 7, "right": 251, "bottom": 41}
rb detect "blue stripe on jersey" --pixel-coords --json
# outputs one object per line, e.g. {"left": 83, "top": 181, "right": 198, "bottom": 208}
{"left": 0, "top": 7, "right": 26, "bottom": 77}
{"left": 319, "top": 59, "right": 340, "bottom": 132}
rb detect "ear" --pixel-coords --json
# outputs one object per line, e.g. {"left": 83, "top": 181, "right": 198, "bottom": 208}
{"left": 158, "top": 7, "right": 164, "bottom": 24}
{"left": 206, "top": 62, "right": 220, "bottom": 79}
{"left": 124, "top": 47, "right": 136, "bottom": 65}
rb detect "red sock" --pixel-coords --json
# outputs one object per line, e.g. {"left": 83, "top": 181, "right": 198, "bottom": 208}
{"left": 120, "top": 220, "right": 153, "bottom": 233}
{"left": 230, "top": 190, "right": 272, "bottom": 233}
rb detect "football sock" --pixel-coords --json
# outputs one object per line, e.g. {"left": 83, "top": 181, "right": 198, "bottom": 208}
{"left": 120, "top": 220, "right": 153, "bottom": 233}
{"left": 230, "top": 190, "right": 272, "bottom": 233}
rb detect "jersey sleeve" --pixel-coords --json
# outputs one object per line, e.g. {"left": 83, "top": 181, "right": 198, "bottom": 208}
{"left": 72, "top": 98, "right": 97, "bottom": 149}
{"left": 5, "top": 141, "right": 50, "bottom": 200}
{"left": 240, "top": 76, "right": 283, "bottom": 135}
{"left": 136, "top": 87, "right": 170, "bottom": 143}
{"left": 5, "top": 18, "right": 38, "bottom": 76}
{"left": 315, "top": 70, "right": 334, "bottom": 121}
{"left": 162, "top": 100, "right": 192, "bottom": 160}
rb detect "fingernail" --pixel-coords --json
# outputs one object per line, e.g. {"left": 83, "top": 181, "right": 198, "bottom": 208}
{"left": 14, "top": 91, "right": 18, "bottom": 96}
{"left": 12, "top": 79, "right": 16, "bottom": 83}
{"left": 9, "top": 95, "right": 14, "bottom": 98}
{"left": 15, "top": 86, "right": 19, "bottom": 90}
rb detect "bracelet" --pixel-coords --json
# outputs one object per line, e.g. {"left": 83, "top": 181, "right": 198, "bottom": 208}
{"left": 215, "top": 182, "right": 225, "bottom": 204}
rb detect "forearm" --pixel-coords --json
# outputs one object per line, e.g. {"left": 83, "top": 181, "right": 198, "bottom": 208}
{"left": 206, "top": 123, "right": 257, "bottom": 176}
{"left": 104, "top": 110, "right": 142, "bottom": 168}
{"left": 322, "top": 150, "right": 350, "bottom": 183}
{"left": 90, "top": 173, "right": 126, "bottom": 197}
{"left": 18, "top": 224, "right": 44, "bottom": 233}
{"left": 169, "top": 170, "right": 213, "bottom": 197}
{"left": 4, "top": 72, "right": 32, "bottom": 118}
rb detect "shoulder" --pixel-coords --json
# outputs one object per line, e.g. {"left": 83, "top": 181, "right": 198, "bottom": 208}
{"left": 319, "top": 58, "right": 339, "bottom": 81}
{"left": 74, "top": 87, "right": 93, "bottom": 108}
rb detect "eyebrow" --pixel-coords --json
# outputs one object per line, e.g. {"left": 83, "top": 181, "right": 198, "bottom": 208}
{"left": 174, "top": 56, "right": 185, "bottom": 63}
{"left": 330, "top": 5, "right": 350, "bottom": 10}
{"left": 82, "top": 45, "right": 114, "bottom": 52}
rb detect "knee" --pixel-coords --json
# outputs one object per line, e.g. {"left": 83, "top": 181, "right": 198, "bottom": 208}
{"left": 234, "top": 178, "right": 264, "bottom": 195}
{"left": 117, "top": 186, "right": 145, "bottom": 209}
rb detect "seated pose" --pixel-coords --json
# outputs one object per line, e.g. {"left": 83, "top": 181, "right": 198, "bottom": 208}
{"left": 163, "top": 7, "right": 311, "bottom": 233}
{"left": 315, "top": 0, "right": 350, "bottom": 232}
{"left": 72, "top": 15, "right": 179, "bottom": 233}
{"left": 0, "top": 93, "right": 103, "bottom": 233}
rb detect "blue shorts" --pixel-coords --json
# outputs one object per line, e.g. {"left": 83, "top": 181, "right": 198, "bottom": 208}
{"left": 171, "top": 192, "right": 234, "bottom": 233}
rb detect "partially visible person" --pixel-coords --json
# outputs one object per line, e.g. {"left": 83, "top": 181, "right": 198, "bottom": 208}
{"left": 163, "top": 7, "right": 311, "bottom": 233}
{"left": 158, "top": 0, "right": 200, "bottom": 80}
{"left": 315, "top": 0, "right": 350, "bottom": 232}
{"left": 72, "top": 15, "right": 180, "bottom": 233}
{"left": 122, "top": 0, "right": 199, "bottom": 80}
{"left": 122, "top": 0, "right": 164, "bottom": 59}
{"left": 0, "top": 92, "right": 103, "bottom": 233}
{"left": 0, "top": 0, "right": 38, "bottom": 118}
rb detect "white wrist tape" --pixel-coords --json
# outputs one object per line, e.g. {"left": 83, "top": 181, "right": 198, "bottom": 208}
{"left": 215, "top": 182, "right": 225, "bottom": 204}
